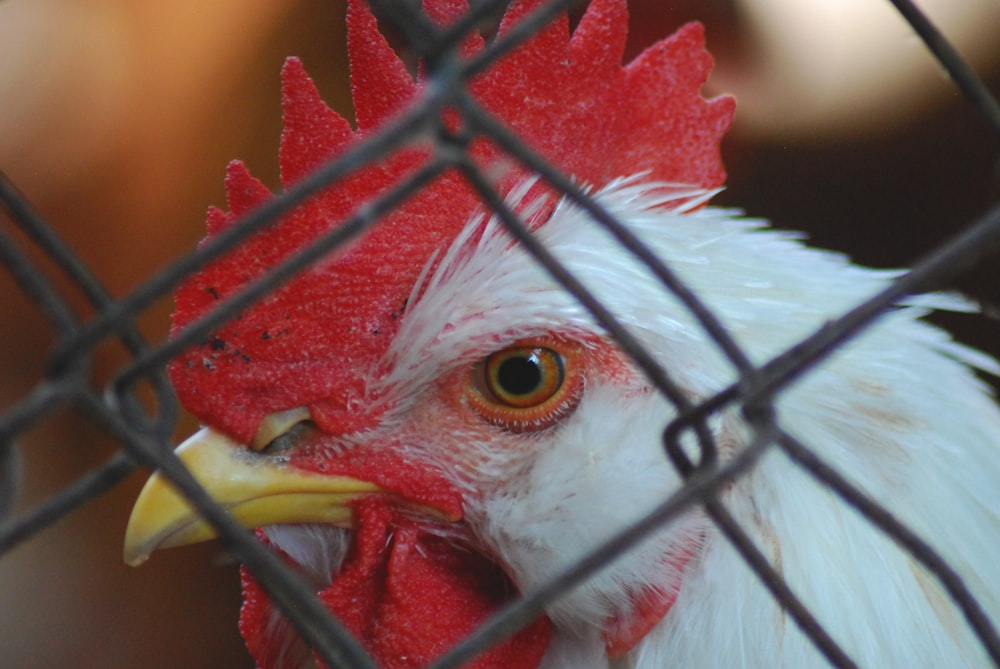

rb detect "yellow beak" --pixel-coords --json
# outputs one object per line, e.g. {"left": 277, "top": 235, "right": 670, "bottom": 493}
{"left": 123, "top": 427, "right": 382, "bottom": 566}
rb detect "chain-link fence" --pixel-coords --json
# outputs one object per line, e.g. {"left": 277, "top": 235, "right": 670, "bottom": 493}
{"left": 2, "top": 0, "right": 1000, "bottom": 667}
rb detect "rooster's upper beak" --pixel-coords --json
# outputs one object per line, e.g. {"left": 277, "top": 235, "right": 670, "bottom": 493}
{"left": 123, "top": 426, "right": 382, "bottom": 566}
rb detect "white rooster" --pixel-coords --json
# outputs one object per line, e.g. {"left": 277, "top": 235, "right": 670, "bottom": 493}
{"left": 123, "top": 0, "right": 1000, "bottom": 667}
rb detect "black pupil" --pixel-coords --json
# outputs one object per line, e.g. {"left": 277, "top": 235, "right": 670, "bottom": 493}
{"left": 497, "top": 354, "right": 542, "bottom": 396}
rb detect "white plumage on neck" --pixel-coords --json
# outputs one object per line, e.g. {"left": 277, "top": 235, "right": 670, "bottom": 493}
{"left": 268, "top": 177, "right": 1000, "bottom": 667}
{"left": 395, "top": 177, "right": 1000, "bottom": 667}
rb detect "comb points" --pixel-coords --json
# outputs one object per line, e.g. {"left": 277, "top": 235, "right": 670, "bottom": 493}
{"left": 622, "top": 22, "right": 735, "bottom": 187}
{"left": 422, "top": 0, "right": 483, "bottom": 58}
{"left": 571, "top": 0, "right": 628, "bottom": 66}
{"left": 224, "top": 160, "right": 272, "bottom": 217}
{"left": 204, "top": 205, "right": 230, "bottom": 238}
{"left": 279, "top": 57, "right": 355, "bottom": 188}
{"left": 347, "top": 0, "right": 419, "bottom": 133}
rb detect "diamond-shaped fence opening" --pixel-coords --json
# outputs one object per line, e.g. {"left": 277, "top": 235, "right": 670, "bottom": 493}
{"left": 1, "top": 1, "right": 1000, "bottom": 668}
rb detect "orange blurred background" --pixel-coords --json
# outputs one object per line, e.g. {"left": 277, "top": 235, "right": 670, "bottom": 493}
{"left": 0, "top": 1, "right": 997, "bottom": 667}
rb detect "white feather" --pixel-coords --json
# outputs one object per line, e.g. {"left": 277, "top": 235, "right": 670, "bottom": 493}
{"left": 379, "top": 177, "right": 1000, "bottom": 668}
{"left": 262, "top": 524, "right": 352, "bottom": 589}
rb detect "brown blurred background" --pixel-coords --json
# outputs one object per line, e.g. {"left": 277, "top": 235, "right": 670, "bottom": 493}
{"left": 0, "top": 1, "right": 997, "bottom": 667}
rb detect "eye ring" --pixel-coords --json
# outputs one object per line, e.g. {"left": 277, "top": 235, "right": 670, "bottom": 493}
{"left": 467, "top": 340, "right": 582, "bottom": 432}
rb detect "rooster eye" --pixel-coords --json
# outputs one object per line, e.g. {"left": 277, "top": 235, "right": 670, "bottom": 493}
{"left": 484, "top": 347, "right": 563, "bottom": 408}
{"left": 468, "top": 342, "right": 582, "bottom": 432}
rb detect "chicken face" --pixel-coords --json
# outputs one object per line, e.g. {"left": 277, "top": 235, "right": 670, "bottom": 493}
{"left": 125, "top": 268, "right": 708, "bottom": 668}
{"left": 124, "top": 1, "right": 733, "bottom": 666}
{"left": 123, "top": 0, "right": 1000, "bottom": 667}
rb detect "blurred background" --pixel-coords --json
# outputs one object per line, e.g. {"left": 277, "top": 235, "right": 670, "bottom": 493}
{"left": 0, "top": 1, "right": 998, "bottom": 667}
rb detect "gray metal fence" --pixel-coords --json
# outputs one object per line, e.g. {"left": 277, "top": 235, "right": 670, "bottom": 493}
{"left": 1, "top": 1, "right": 999, "bottom": 667}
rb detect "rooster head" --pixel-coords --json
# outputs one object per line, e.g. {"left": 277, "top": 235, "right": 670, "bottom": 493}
{"left": 124, "top": 1, "right": 735, "bottom": 667}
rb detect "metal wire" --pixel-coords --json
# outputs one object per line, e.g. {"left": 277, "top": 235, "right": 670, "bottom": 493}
{"left": 1, "top": 1, "right": 999, "bottom": 667}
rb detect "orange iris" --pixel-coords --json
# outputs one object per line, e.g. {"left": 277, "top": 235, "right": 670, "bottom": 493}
{"left": 468, "top": 340, "right": 582, "bottom": 432}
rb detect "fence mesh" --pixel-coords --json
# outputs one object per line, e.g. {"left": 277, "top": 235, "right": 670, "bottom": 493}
{"left": 1, "top": 1, "right": 1000, "bottom": 667}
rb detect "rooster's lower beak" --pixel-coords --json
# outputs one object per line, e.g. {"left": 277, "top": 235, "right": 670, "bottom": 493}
{"left": 123, "top": 427, "right": 381, "bottom": 566}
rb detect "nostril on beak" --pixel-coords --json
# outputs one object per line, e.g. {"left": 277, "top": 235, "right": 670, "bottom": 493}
{"left": 250, "top": 406, "right": 313, "bottom": 452}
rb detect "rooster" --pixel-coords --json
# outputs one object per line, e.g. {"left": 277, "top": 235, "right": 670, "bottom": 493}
{"left": 123, "top": 0, "right": 1000, "bottom": 667}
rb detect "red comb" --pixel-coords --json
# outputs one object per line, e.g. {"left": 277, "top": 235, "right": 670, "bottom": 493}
{"left": 168, "top": 0, "right": 734, "bottom": 442}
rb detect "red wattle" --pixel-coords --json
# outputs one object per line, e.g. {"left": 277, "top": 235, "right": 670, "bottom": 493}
{"left": 241, "top": 497, "right": 552, "bottom": 669}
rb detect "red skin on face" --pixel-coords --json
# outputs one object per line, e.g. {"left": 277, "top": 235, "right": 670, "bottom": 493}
{"left": 241, "top": 498, "right": 551, "bottom": 669}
